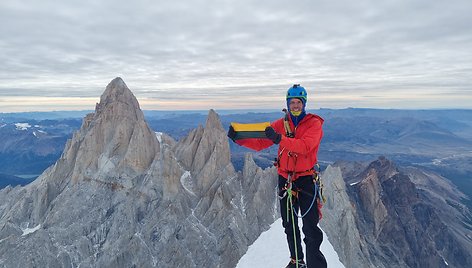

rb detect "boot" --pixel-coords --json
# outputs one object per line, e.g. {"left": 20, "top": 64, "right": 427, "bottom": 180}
{"left": 285, "top": 258, "right": 306, "bottom": 268}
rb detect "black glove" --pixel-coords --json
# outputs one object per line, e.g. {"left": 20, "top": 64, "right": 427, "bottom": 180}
{"left": 265, "top": 126, "right": 281, "bottom": 144}
{"left": 227, "top": 125, "right": 236, "bottom": 141}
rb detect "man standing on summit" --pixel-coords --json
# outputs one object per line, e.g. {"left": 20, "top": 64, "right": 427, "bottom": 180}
{"left": 228, "top": 85, "right": 326, "bottom": 268}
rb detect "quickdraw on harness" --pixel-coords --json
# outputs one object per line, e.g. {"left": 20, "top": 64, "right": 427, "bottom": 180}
{"left": 314, "top": 164, "right": 326, "bottom": 204}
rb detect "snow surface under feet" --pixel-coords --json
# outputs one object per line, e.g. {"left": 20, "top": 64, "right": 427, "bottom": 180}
{"left": 237, "top": 218, "right": 345, "bottom": 268}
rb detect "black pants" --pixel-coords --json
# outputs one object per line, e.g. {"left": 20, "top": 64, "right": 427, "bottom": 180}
{"left": 279, "top": 175, "right": 327, "bottom": 268}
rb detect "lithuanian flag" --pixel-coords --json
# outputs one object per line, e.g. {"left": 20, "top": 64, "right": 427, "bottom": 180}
{"left": 230, "top": 122, "right": 271, "bottom": 140}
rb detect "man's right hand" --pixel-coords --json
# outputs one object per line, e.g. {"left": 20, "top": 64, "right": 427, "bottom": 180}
{"left": 227, "top": 125, "right": 236, "bottom": 141}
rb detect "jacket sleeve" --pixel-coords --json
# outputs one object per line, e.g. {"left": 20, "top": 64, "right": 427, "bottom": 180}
{"left": 278, "top": 118, "right": 323, "bottom": 155}
{"left": 234, "top": 119, "right": 283, "bottom": 151}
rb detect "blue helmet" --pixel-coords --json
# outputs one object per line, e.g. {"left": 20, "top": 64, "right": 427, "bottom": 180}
{"left": 286, "top": 84, "right": 307, "bottom": 105}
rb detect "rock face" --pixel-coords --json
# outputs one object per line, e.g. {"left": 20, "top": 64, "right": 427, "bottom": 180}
{"left": 321, "top": 156, "right": 472, "bottom": 268}
{"left": 319, "top": 165, "right": 370, "bottom": 268}
{"left": 0, "top": 78, "right": 278, "bottom": 268}
{"left": 173, "top": 109, "right": 233, "bottom": 197}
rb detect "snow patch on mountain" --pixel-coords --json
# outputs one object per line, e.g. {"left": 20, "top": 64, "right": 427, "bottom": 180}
{"left": 180, "top": 170, "right": 196, "bottom": 196}
{"left": 15, "top": 123, "right": 31, "bottom": 130}
{"left": 21, "top": 224, "right": 41, "bottom": 236}
{"left": 155, "top": 132, "right": 162, "bottom": 143}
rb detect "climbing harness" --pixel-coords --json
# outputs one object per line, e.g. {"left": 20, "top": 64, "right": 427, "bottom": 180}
{"left": 281, "top": 165, "right": 323, "bottom": 219}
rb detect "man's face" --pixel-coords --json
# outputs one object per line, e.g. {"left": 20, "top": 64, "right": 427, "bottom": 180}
{"left": 289, "top": 98, "right": 303, "bottom": 111}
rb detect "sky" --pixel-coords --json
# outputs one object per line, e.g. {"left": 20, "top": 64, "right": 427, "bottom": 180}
{"left": 1, "top": 0, "right": 471, "bottom": 112}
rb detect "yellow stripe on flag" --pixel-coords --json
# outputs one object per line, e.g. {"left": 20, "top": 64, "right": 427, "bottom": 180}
{"left": 231, "top": 122, "right": 271, "bottom": 132}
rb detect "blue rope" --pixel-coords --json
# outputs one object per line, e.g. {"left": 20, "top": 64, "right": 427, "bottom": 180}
{"left": 295, "top": 182, "right": 318, "bottom": 218}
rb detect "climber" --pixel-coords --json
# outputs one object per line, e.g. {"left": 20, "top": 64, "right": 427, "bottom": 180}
{"left": 228, "top": 84, "right": 326, "bottom": 268}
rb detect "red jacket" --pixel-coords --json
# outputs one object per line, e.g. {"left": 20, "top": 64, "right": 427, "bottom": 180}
{"left": 236, "top": 113, "right": 324, "bottom": 179}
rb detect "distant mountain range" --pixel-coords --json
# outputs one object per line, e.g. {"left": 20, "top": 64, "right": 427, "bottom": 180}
{"left": 0, "top": 117, "right": 81, "bottom": 174}
{"left": 0, "top": 173, "right": 34, "bottom": 188}
{"left": 2, "top": 107, "right": 471, "bottom": 203}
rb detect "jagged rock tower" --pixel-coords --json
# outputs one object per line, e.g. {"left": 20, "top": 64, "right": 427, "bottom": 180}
{"left": 320, "top": 157, "right": 472, "bottom": 268}
{"left": 0, "top": 77, "right": 278, "bottom": 268}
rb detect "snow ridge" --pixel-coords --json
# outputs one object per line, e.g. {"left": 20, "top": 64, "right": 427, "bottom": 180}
{"left": 236, "top": 218, "right": 345, "bottom": 268}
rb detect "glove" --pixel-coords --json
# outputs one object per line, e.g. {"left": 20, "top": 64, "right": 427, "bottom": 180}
{"left": 265, "top": 126, "right": 281, "bottom": 144}
{"left": 227, "top": 125, "right": 236, "bottom": 141}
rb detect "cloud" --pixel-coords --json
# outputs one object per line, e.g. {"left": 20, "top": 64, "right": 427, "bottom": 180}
{"left": 0, "top": 0, "right": 471, "bottom": 111}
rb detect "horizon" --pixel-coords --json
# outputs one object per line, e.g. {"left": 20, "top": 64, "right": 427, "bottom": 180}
{"left": 2, "top": 106, "right": 472, "bottom": 116}
{"left": 1, "top": 1, "right": 472, "bottom": 112}
{"left": 2, "top": 93, "right": 472, "bottom": 113}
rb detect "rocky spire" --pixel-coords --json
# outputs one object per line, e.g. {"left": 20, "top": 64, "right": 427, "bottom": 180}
{"left": 62, "top": 77, "right": 160, "bottom": 183}
{"left": 204, "top": 108, "right": 222, "bottom": 130}
{"left": 95, "top": 77, "right": 142, "bottom": 119}
{"left": 362, "top": 156, "right": 398, "bottom": 183}
{"left": 16, "top": 77, "right": 161, "bottom": 220}
{"left": 173, "top": 109, "right": 233, "bottom": 196}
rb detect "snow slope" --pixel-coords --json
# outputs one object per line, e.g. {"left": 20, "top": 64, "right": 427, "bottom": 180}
{"left": 237, "top": 218, "right": 345, "bottom": 268}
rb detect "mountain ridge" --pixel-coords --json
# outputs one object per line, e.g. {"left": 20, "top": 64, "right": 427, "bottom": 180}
{"left": 320, "top": 157, "right": 472, "bottom": 268}
{"left": 0, "top": 77, "right": 278, "bottom": 267}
